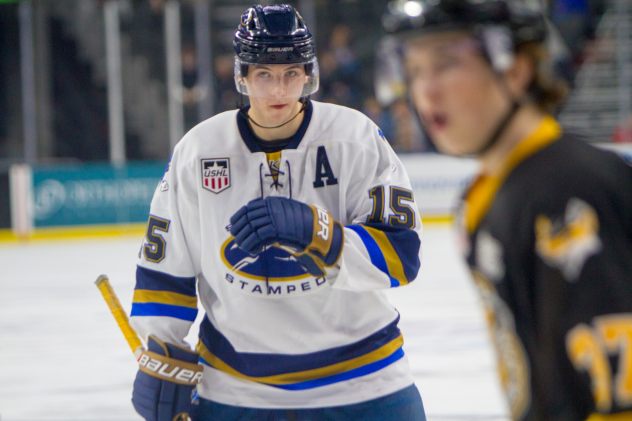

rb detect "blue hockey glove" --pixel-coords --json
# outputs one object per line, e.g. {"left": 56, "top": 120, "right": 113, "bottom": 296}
{"left": 132, "top": 335, "right": 203, "bottom": 421}
{"left": 229, "top": 197, "right": 344, "bottom": 277}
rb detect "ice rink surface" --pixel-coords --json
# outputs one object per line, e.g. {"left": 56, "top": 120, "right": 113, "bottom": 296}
{"left": 0, "top": 224, "right": 508, "bottom": 421}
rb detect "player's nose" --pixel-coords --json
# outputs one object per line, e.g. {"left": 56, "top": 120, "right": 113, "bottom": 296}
{"left": 269, "top": 78, "right": 288, "bottom": 97}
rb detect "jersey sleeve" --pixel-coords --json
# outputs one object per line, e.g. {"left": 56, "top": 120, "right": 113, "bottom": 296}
{"left": 331, "top": 126, "right": 423, "bottom": 291}
{"left": 129, "top": 147, "right": 199, "bottom": 349}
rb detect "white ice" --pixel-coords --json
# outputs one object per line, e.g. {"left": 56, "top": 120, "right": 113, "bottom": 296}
{"left": 0, "top": 225, "right": 508, "bottom": 420}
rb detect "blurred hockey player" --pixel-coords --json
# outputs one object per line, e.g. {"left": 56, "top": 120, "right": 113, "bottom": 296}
{"left": 129, "top": 4, "right": 426, "bottom": 421}
{"left": 382, "top": 0, "right": 632, "bottom": 420}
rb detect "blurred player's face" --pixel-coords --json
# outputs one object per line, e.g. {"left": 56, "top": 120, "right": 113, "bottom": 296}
{"left": 245, "top": 64, "right": 308, "bottom": 126}
{"left": 404, "top": 33, "right": 513, "bottom": 156}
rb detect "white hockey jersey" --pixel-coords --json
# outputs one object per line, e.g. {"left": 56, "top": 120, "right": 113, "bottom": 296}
{"left": 130, "top": 100, "right": 423, "bottom": 409}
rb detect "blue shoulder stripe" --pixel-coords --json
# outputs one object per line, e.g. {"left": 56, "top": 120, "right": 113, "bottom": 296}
{"left": 130, "top": 302, "right": 198, "bottom": 322}
{"left": 135, "top": 266, "right": 196, "bottom": 296}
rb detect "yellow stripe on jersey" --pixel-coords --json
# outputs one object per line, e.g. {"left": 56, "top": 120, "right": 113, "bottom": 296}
{"left": 266, "top": 151, "right": 282, "bottom": 164}
{"left": 133, "top": 289, "right": 198, "bottom": 309}
{"left": 266, "top": 151, "right": 283, "bottom": 183}
{"left": 196, "top": 333, "right": 404, "bottom": 386}
{"left": 464, "top": 115, "right": 561, "bottom": 233}
{"left": 586, "top": 412, "right": 632, "bottom": 421}
{"left": 360, "top": 225, "right": 409, "bottom": 286}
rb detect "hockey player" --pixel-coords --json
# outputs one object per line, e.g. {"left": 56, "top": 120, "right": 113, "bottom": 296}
{"left": 382, "top": 0, "right": 632, "bottom": 420}
{"left": 129, "top": 4, "right": 426, "bottom": 421}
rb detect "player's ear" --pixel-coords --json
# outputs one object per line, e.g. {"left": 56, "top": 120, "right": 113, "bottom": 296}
{"left": 504, "top": 52, "right": 536, "bottom": 98}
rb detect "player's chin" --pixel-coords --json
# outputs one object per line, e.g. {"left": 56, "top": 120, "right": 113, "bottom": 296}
{"left": 433, "top": 135, "right": 474, "bottom": 157}
{"left": 265, "top": 110, "right": 293, "bottom": 125}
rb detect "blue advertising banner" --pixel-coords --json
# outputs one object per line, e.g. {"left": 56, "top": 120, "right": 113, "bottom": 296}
{"left": 32, "top": 162, "right": 166, "bottom": 227}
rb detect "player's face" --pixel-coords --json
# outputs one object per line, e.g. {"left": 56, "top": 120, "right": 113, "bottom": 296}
{"left": 404, "top": 32, "right": 512, "bottom": 156}
{"left": 246, "top": 64, "right": 308, "bottom": 125}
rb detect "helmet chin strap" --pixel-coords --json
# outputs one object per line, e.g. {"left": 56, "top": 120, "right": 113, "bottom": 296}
{"left": 238, "top": 95, "right": 309, "bottom": 130}
{"left": 472, "top": 75, "right": 524, "bottom": 156}
{"left": 475, "top": 98, "right": 521, "bottom": 155}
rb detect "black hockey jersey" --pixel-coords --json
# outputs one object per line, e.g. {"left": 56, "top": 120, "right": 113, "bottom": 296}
{"left": 459, "top": 116, "right": 632, "bottom": 421}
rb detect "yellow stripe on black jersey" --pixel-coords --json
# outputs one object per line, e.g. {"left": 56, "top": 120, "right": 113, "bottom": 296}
{"left": 464, "top": 115, "right": 561, "bottom": 234}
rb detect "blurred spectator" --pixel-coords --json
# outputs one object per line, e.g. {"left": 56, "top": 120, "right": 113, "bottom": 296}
{"left": 318, "top": 24, "right": 362, "bottom": 109}
{"left": 148, "top": 0, "right": 165, "bottom": 13}
{"left": 329, "top": 24, "right": 360, "bottom": 81}
{"left": 612, "top": 115, "right": 632, "bottom": 143}
{"left": 362, "top": 97, "right": 394, "bottom": 141}
{"left": 181, "top": 43, "right": 205, "bottom": 132}
{"left": 390, "top": 100, "right": 423, "bottom": 153}
{"left": 129, "top": 0, "right": 166, "bottom": 82}
{"left": 549, "top": 0, "right": 593, "bottom": 64}
{"left": 214, "top": 54, "right": 238, "bottom": 113}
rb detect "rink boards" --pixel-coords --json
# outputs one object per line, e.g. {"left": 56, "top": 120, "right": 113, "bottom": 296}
{"left": 1, "top": 154, "right": 477, "bottom": 242}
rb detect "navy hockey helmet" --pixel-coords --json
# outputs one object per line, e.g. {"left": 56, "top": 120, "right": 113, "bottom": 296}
{"left": 382, "top": 0, "right": 548, "bottom": 72}
{"left": 233, "top": 4, "right": 319, "bottom": 96}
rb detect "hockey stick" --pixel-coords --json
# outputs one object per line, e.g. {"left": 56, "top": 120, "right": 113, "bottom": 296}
{"left": 95, "top": 274, "right": 145, "bottom": 360}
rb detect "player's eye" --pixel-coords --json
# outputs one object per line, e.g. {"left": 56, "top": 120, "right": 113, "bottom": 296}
{"left": 257, "top": 71, "right": 271, "bottom": 78}
{"left": 286, "top": 70, "right": 298, "bottom": 77}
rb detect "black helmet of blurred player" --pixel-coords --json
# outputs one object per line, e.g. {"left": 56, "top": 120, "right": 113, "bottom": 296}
{"left": 383, "top": 0, "right": 547, "bottom": 72}
{"left": 233, "top": 5, "right": 319, "bottom": 129}
{"left": 380, "top": 0, "right": 568, "bottom": 155}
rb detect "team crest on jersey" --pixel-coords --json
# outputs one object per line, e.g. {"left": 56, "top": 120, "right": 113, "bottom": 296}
{"left": 535, "top": 198, "right": 602, "bottom": 282}
{"left": 201, "top": 158, "right": 231, "bottom": 194}
{"left": 220, "top": 237, "right": 328, "bottom": 297}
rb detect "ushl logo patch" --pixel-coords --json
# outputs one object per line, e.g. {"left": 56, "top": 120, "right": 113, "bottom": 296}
{"left": 202, "top": 158, "right": 230, "bottom": 194}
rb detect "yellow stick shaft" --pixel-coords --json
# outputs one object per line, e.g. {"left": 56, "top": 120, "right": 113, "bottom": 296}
{"left": 95, "top": 274, "right": 144, "bottom": 359}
